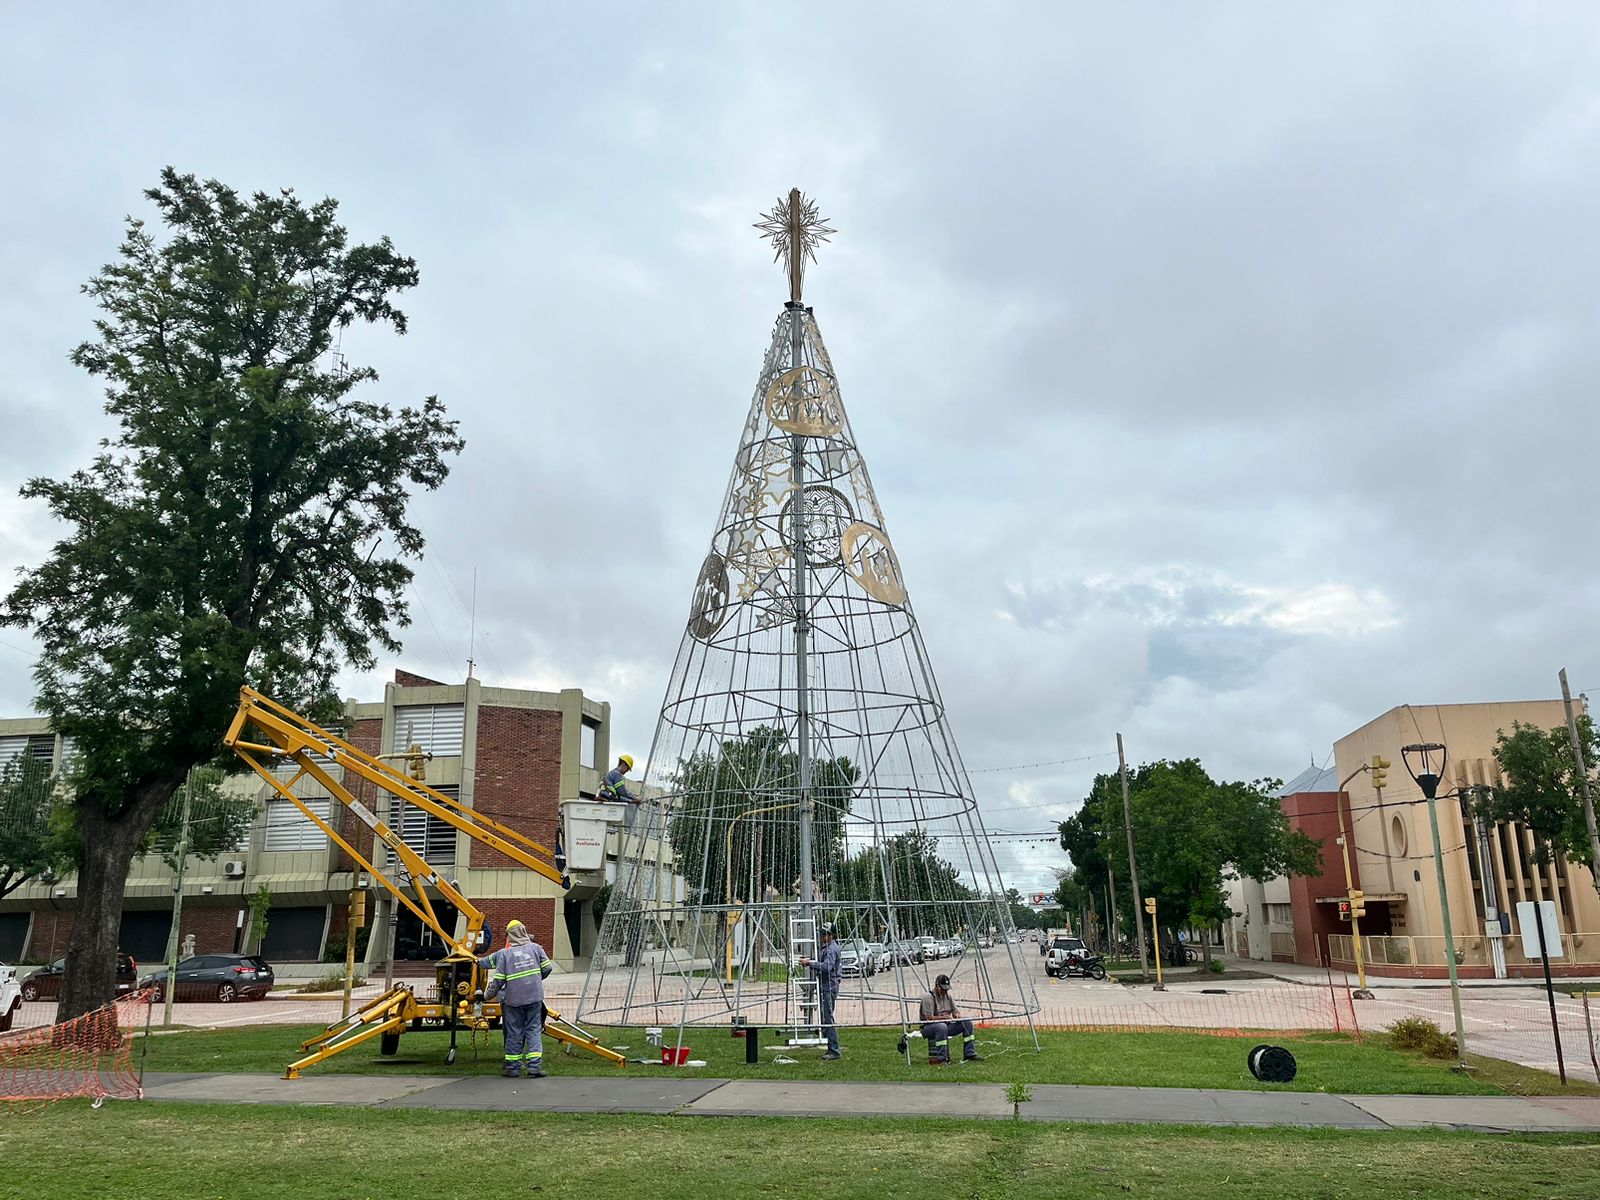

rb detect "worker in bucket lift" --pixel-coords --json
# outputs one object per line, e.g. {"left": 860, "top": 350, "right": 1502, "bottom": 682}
{"left": 918, "top": 973, "right": 983, "bottom": 1065}
{"left": 480, "top": 919, "right": 554, "bottom": 1078}
{"left": 599, "top": 754, "right": 640, "bottom": 804}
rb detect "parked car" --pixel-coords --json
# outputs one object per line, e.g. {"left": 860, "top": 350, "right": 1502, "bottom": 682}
{"left": 139, "top": 954, "right": 274, "bottom": 1003}
{"left": 20, "top": 953, "right": 138, "bottom": 1002}
{"left": 1049, "top": 935, "right": 1087, "bottom": 959}
{"left": 838, "top": 944, "right": 871, "bottom": 979}
{"left": 915, "top": 936, "right": 940, "bottom": 961}
{"left": 0, "top": 962, "right": 22, "bottom": 1032}
{"left": 892, "top": 939, "right": 922, "bottom": 965}
{"left": 865, "top": 942, "right": 892, "bottom": 973}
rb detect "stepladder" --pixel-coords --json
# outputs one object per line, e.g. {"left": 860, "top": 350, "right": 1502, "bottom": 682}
{"left": 786, "top": 914, "right": 827, "bottom": 1046}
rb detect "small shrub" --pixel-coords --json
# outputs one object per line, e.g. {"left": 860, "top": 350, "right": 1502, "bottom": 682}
{"left": 323, "top": 926, "right": 373, "bottom": 964}
{"left": 294, "top": 970, "right": 366, "bottom": 994}
{"left": 1005, "top": 1081, "right": 1033, "bottom": 1120}
{"left": 1387, "top": 1015, "right": 1456, "bottom": 1059}
{"left": 1207, "top": 960, "right": 1226, "bottom": 974}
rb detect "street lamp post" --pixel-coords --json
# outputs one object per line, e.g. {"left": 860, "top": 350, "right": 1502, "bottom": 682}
{"left": 1403, "top": 742, "right": 1471, "bottom": 1071}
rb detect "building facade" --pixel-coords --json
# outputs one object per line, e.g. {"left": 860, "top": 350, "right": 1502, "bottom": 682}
{"left": 1227, "top": 700, "right": 1600, "bottom": 979}
{"left": 0, "top": 669, "right": 670, "bottom": 971}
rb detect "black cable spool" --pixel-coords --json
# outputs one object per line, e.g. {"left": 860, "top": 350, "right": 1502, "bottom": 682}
{"left": 1247, "top": 1044, "right": 1297, "bottom": 1082}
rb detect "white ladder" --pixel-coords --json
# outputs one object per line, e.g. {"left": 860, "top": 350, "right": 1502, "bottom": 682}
{"left": 786, "top": 915, "right": 826, "bottom": 1046}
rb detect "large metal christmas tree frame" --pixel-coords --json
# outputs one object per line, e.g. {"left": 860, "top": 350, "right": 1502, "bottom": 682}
{"left": 577, "top": 191, "right": 1039, "bottom": 1048}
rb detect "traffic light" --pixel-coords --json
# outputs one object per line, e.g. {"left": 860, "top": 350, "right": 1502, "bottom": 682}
{"left": 1144, "top": 897, "right": 1157, "bottom": 915}
{"left": 1370, "top": 756, "right": 1390, "bottom": 791}
{"left": 1338, "top": 900, "right": 1351, "bottom": 922}
{"left": 1350, "top": 889, "right": 1365, "bottom": 920}
{"left": 349, "top": 890, "right": 367, "bottom": 930}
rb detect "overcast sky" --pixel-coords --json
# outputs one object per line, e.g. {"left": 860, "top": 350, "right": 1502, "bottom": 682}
{"left": 3, "top": 4, "right": 1597, "bottom": 894}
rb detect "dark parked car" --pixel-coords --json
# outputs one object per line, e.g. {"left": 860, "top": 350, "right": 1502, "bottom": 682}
{"left": 20, "top": 953, "right": 138, "bottom": 1002}
{"left": 140, "top": 954, "right": 274, "bottom": 1003}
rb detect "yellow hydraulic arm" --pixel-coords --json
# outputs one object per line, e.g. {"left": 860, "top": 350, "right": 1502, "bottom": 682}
{"left": 223, "top": 687, "right": 625, "bottom": 1075}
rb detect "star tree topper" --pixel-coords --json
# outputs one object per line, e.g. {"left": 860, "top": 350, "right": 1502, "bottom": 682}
{"left": 754, "top": 188, "right": 835, "bottom": 304}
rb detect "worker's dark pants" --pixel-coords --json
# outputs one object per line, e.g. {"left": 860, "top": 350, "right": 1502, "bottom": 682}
{"left": 502, "top": 1001, "right": 544, "bottom": 1074}
{"left": 819, "top": 987, "right": 840, "bottom": 1054}
{"left": 923, "top": 1019, "right": 976, "bottom": 1063}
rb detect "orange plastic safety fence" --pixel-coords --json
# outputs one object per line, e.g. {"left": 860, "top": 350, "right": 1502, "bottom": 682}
{"left": 0, "top": 988, "right": 152, "bottom": 1106}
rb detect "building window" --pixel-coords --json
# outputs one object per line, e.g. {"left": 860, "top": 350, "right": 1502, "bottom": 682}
{"left": 581, "top": 720, "right": 598, "bottom": 770}
{"left": 1266, "top": 903, "right": 1293, "bottom": 926}
{"left": 264, "top": 797, "right": 332, "bottom": 852}
{"left": 387, "top": 786, "right": 458, "bottom": 867}
{"left": 392, "top": 704, "right": 465, "bottom": 757}
{"left": 0, "top": 734, "right": 55, "bottom": 768}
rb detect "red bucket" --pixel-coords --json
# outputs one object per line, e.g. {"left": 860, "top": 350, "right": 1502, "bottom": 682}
{"left": 661, "top": 1045, "right": 691, "bottom": 1066}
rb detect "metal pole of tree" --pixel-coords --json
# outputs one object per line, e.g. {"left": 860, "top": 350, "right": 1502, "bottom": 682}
{"left": 1558, "top": 669, "right": 1600, "bottom": 896}
{"left": 1404, "top": 742, "right": 1471, "bottom": 1071}
{"left": 1117, "top": 734, "right": 1149, "bottom": 980}
{"left": 160, "top": 768, "right": 194, "bottom": 1027}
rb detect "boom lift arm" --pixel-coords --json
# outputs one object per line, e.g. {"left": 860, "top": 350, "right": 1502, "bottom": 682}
{"left": 223, "top": 686, "right": 624, "bottom": 1076}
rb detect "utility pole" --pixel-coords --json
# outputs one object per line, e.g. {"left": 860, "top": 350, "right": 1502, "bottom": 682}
{"left": 160, "top": 768, "right": 195, "bottom": 1027}
{"left": 1335, "top": 762, "right": 1378, "bottom": 999}
{"left": 1104, "top": 865, "right": 1119, "bottom": 956}
{"left": 1558, "top": 669, "right": 1600, "bottom": 896}
{"left": 1404, "top": 743, "right": 1471, "bottom": 1071}
{"left": 1117, "top": 734, "right": 1149, "bottom": 979}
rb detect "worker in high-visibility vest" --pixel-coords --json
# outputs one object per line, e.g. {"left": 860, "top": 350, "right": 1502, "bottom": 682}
{"left": 598, "top": 754, "right": 640, "bottom": 804}
{"left": 480, "top": 919, "right": 554, "bottom": 1078}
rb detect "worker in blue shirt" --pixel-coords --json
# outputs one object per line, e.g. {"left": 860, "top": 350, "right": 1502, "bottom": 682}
{"left": 799, "top": 923, "right": 842, "bottom": 1060}
{"left": 599, "top": 754, "right": 639, "bottom": 804}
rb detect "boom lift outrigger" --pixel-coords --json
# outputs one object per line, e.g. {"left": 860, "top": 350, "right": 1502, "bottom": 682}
{"left": 223, "top": 687, "right": 625, "bottom": 1078}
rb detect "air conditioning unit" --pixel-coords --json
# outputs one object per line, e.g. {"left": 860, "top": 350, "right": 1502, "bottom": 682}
{"left": 222, "top": 860, "right": 247, "bottom": 878}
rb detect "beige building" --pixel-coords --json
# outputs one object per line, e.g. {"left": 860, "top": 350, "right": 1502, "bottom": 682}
{"left": 1328, "top": 700, "right": 1600, "bottom": 977}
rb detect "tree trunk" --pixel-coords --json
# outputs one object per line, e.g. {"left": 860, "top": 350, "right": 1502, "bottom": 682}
{"left": 58, "top": 781, "right": 179, "bottom": 1021}
{"left": 1200, "top": 929, "right": 1213, "bottom": 969}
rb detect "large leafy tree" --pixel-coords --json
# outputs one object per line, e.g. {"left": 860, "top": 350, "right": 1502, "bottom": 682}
{"left": 0, "top": 756, "right": 72, "bottom": 902}
{"left": 666, "top": 726, "right": 859, "bottom": 907}
{"left": 1, "top": 170, "right": 462, "bottom": 1017}
{"left": 1472, "top": 717, "right": 1600, "bottom": 873}
{"left": 1061, "top": 760, "right": 1321, "bottom": 966}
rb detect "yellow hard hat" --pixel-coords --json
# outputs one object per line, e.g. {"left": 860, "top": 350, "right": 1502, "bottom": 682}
{"left": 506, "top": 919, "right": 525, "bottom": 930}
{"left": 618, "top": 754, "right": 635, "bottom": 772}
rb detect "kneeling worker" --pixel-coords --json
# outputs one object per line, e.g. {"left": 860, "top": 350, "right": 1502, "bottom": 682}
{"left": 481, "top": 919, "right": 555, "bottom": 1078}
{"left": 919, "top": 973, "right": 982, "bottom": 1065}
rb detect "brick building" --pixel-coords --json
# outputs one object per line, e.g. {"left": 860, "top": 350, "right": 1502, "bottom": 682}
{"left": 0, "top": 670, "right": 671, "bottom": 971}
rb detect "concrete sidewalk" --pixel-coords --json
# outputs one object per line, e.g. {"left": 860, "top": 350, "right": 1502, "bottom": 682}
{"left": 137, "top": 1072, "right": 1600, "bottom": 1134}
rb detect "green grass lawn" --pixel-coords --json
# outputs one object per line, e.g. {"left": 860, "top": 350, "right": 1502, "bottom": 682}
{"left": 129, "top": 1022, "right": 1587, "bottom": 1096}
{"left": 2, "top": 1104, "right": 1596, "bottom": 1200}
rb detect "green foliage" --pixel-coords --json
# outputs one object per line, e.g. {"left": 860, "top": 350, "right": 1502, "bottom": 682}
{"left": 1207, "top": 959, "right": 1226, "bottom": 974}
{"left": 832, "top": 829, "right": 977, "bottom": 934}
{"left": 248, "top": 883, "right": 272, "bottom": 950}
{"left": 1388, "top": 1016, "right": 1457, "bottom": 1059}
{"left": 1472, "top": 717, "right": 1599, "bottom": 868}
{"left": 1005, "top": 1080, "right": 1033, "bottom": 1118}
{"left": 295, "top": 969, "right": 366, "bottom": 993}
{"left": 1061, "top": 760, "right": 1322, "bottom": 939}
{"left": 0, "top": 755, "right": 73, "bottom": 901}
{"left": 0, "top": 168, "right": 462, "bottom": 1015}
{"left": 151, "top": 768, "right": 258, "bottom": 869}
{"left": 0, "top": 755, "right": 73, "bottom": 896}
{"left": 322, "top": 925, "right": 372, "bottom": 963}
{"left": 666, "top": 726, "right": 859, "bottom": 906}
{"left": 591, "top": 882, "right": 612, "bottom": 928}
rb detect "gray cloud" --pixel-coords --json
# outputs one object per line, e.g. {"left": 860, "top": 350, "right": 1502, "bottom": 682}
{"left": 3, "top": 3, "right": 1598, "bottom": 895}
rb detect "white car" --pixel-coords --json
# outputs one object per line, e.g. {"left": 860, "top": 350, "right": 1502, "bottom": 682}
{"left": 0, "top": 962, "right": 22, "bottom": 1033}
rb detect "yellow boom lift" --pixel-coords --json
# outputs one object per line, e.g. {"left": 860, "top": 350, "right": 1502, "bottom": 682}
{"left": 223, "top": 687, "right": 625, "bottom": 1078}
